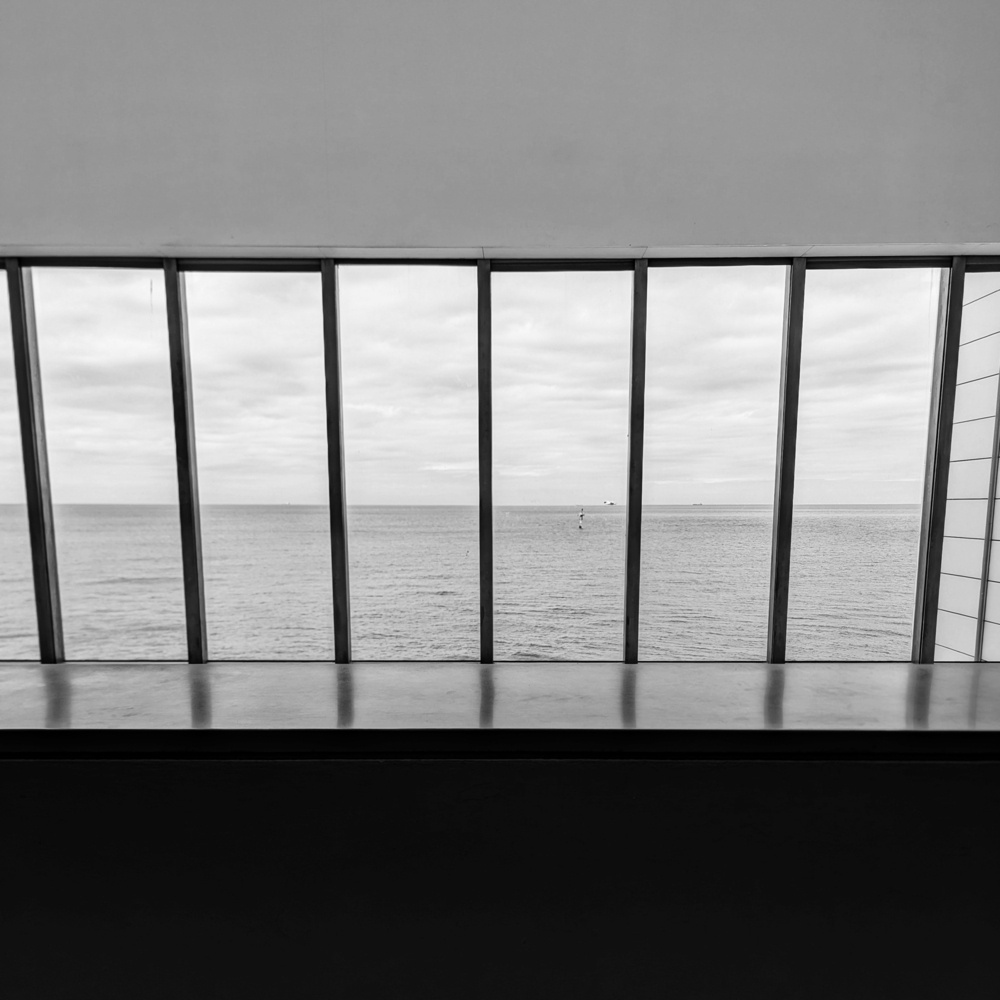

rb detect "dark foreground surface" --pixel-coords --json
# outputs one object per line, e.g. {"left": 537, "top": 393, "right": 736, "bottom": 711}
{"left": 3, "top": 757, "right": 999, "bottom": 999}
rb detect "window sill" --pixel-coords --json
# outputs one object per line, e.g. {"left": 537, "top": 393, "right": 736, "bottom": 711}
{"left": 0, "top": 660, "right": 997, "bottom": 758}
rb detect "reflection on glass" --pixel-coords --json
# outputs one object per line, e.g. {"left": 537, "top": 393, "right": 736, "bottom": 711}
{"left": 336, "top": 662, "right": 353, "bottom": 727}
{"left": 906, "top": 664, "right": 933, "bottom": 729}
{"left": 43, "top": 664, "right": 72, "bottom": 728}
{"left": 492, "top": 271, "right": 631, "bottom": 660}
{"left": 186, "top": 272, "right": 332, "bottom": 659}
{"left": 479, "top": 665, "right": 495, "bottom": 728}
{"left": 339, "top": 266, "right": 478, "bottom": 659}
{"left": 0, "top": 278, "right": 36, "bottom": 658}
{"left": 788, "top": 268, "right": 938, "bottom": 660}
{"left": 640, "top": 267, "right": 784, "bottom": 660}
{"left": 620, "top": 664, "right": 637, "bottom": 727}
{"left": 764, "top": 665, "right": 785, "bottom": 728}
{"left": 32, "top": 268, "right": 185, "bottom": 660}
{"left": 188, "top": 663, "right": 212, "bottom": 728}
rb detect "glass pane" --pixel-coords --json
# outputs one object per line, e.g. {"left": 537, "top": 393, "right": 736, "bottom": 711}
{"left": 31, "top": 268, "right": 185, "bottom": 660}
{"left": 990, "top": 540, "right": 1000, "bottom": 583}
{"left": 960, "top": 275, "right": 1000, "bottom": 342}
{"left": 953, "top": 375, "right": 998, "bottom": 422}
{"left": 947, "top": 458, "right": 992, "bottom": 499}
{"left": 985, "top": 581, "right": 1000, "bottom": 625}
{"left": 492, "top": 270, "right": 631, "bottom": 660}
{"left": 978, "top": 620, "right": 1000, "bottom": 660}
{"left": 34, "top": 268, "right": 187, "bottom": 660}
{"left": 787, "top": 269, "right": 937, "bottom": 660}
{"left": 963, "top": 272, "right": 1000, "bottom": 307}
{"left": 936, "top": 609, "right": 977, "bottom": 657}
{"left": 950, "top": 417, "right": 994, "bottom": 461}
{"left": 940, "top": 536, "right": 984, "bottom": 578}
{"left": 186, "top": 272, "right": 332, "bottom": 660}
{"left": 937, "top": 573, "right": 981, "bottom": 618}
{"left": 339, "top": 265, "right": 478, "bottom": 660}
{"left": 639, "top": 266, "right": 784, "bottom": 659}
{"left": 0, "top": 279, "right": 36, "bottom": 659}
{"left": 935, "top": 644, "right": 974, "bottom": 662}
{"left": 944, "top": 499, "right": 987, "bottom": 539}
{"left": 957, "top": 333, "right": 1000, "bottom": 383}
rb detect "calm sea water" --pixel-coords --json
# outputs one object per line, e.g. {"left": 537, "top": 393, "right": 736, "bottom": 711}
{"left": 0, "top": 504, "right": 921, "bottom": 661}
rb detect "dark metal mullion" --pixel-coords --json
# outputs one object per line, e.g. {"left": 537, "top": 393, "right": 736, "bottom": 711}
{"left": 766, "top": 259, "right": 807, "bottom": 664}
{"left": 912, "top": 259, "right": 966, "bottom": 663}
{"left": 478, "top": 260, "right": 494, "bottom": 664}
{"left": 177, "top": 259, "right": 320, "bottom": 273}
{"left": 973, "top": 346, "right": 1000, "bottom": 660}
{"left": 6, "top": 259, "right": 63, "bottom": 663}
{"left": 20, "top": 257, "right": 164, "bottom": 270}
{"left": 321, "top": 261, "right": 352, "bottom": 663}
{"left": 164, "top": 260, "right": 208, "bottom": 664}
{"left": 806, "top": 256, "right": 953, "bottom": 270}
{"left": 489, "top": 259, "right": 635, "bottom": 272}
{"left": 623, "top": 260, "right": 648, "bottom": 663}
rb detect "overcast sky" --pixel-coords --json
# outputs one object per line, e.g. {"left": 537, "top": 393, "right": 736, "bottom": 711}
{"left": 0, "top": 263, "right": 941, "bottom": 505}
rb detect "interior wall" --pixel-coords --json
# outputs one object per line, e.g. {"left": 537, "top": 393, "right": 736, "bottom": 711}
{"left": 2, "top": 0, "right": 999, "bottom": 256}
{"left": 4, "top": 758, "right": 999, "bottom": 998}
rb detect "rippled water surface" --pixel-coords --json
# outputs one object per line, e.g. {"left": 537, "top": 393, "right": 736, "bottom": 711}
{"left": 0, "top": 504, "right": 921, "bottom": 661}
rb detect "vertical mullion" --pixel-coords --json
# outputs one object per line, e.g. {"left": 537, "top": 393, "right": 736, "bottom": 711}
{"left": 478, "top": 259, "right": 494, "bottom": 664}
{"left": 7, "top": 259, "right": 63, "bottom": 663}
{"left": 623, "top": 259, "right": 648, "bottom": 663}
{"left": 913, "top": 259, "right": 965, "bottom": 663}
{"left": 322, "top": 260, "right": 352, "bottom": 663}
{"left": 767, "top": 258, "right": 806, "bottom": 664}
{"left": 164, "top": 260, "right": 208, "bottom": 663}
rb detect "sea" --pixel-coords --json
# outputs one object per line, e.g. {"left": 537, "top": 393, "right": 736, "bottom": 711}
{"left": 0, "top": 504, "right": 921, "bottom": 662}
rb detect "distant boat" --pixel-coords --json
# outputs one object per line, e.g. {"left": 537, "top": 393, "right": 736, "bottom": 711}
{"left": 602, "top": 500, "right": 616, "bottom": 505}
{"left": 692, "top": 503, "right": 703, "bottom": 506}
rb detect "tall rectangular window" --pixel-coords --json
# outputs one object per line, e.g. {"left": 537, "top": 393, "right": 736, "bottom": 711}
{"left": 32, "top": 268, "right": 186, "bottom": 660}
{"left": 186, "top": 272, "right": 332, "bottom": 660}
{"left": 492, "top": 270, "right": 632, "bottom": 660}
{"left": 787, "top": 268, "right": 939, "bottom": 660}
{"left": 0, "top": 278, "right": 36, "bottom": 658}
{"left": 640, "top": 266, "right": 785, "bottom": 659}
{"left": 339, "top": 265, "right": 479, "bottom": 660}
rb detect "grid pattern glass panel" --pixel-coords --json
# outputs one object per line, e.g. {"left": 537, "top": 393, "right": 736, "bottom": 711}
{"left": 935, "top": 271, "right": 1000, "bottom": 660}
{"left": 979, "top": 276, "right": 1000, "bottom": 659}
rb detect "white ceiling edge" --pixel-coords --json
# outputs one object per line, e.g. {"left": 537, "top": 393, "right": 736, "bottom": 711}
{"left": 3, "top": 243, "right": 1000, "bottom": 259}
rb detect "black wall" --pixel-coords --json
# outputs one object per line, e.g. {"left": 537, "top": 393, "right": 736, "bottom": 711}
{"left": 3, "top": 758, "right": 998, "bottom": 998}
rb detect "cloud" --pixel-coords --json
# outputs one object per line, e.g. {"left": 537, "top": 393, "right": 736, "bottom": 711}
{"left": 0, "top": 262, "right": 943, "bottom": 508}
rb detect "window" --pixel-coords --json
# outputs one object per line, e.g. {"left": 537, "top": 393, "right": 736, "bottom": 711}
{"left": 492, "top": 270, "right": 632, "bottom": 660}
{"left": 186, "top": 272, "right": 332, "bottom": 660}
{"left": 32, "top": 267, "right": 186, "bottom": 660}
{"left": 1, "top": 255, "right": 986, "bottom": 669}
{"left": 788, "top": 268, "right": 938, "bottom": 660}
{"left": 640, "top": 266, "right": 784, "bottom": 660}
{"left": 0, "top": 276, "right": 35, "bottom": 659}
{"left": 339, "top": 265, "right": 479, "bottom": 660}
